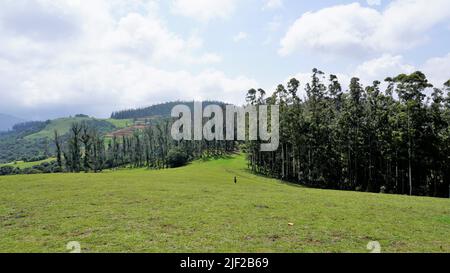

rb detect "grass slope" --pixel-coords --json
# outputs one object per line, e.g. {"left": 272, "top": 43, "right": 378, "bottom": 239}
{"left": 0, "top": 155, "right": 449, "bottom": 253}
{"left": 104, "top": 118, "right": 132, "bottom": 129}
{"left": 25, "top": 117, "right": 132, "bottom": 140}
{"left": 0, "top": 158, "right": 55, "bottom": 169}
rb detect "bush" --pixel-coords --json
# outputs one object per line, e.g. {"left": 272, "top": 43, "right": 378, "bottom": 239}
{"left": 0, "top": 166, "right": 21, "bottom": 175}
{"left": 22, "top": 168, "right": 43, "bottom": 175}
{"left": 166, "top": 147, "right": 189, "bottom": 168}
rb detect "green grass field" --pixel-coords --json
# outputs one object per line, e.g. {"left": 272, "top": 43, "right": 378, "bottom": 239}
{"left": 104, "top": 118, "right": 132, "bottom": 129}
{"left": 0, "top": 155, "right": 449, "bottom": 253}
{"left": 0, "top": 158, "right": 55, "bottom": 169}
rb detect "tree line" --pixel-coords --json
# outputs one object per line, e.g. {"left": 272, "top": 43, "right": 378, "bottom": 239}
{"left": 54, "top": 120, "right": 237, "bottom": 173}
{"left": 111, "top": 101, "right": 226, "bottom": 120}
{"left": 246, "top": 70, "right": 450, "bottom": 198}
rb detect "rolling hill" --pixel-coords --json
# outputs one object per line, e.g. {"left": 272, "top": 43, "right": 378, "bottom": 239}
{"left": 111, "top": 101, "right": 227, "bottom": 120}
{"left": 24, "top": 117, "right": 132, "bottom": 140}
{"left": 0, "top": 154, "right": 448, "bottom": 253}
{"left": 0, "top": 116, "right": 132, "bottom": 163}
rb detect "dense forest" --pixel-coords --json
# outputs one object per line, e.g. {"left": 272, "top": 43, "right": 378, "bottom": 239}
{"left": 111, "top": 101, "right": 226, "bottom": 120}
{"left": 246, "top": 70, "right": 450, "bottom": 198}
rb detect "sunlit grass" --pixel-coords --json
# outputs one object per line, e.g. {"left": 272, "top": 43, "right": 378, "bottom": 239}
{"left": 0, "top": 155, "right": 449, "bottom": 253}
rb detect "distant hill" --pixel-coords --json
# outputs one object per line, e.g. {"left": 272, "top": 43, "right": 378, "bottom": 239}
{"left": 0, "top": 116, "right": 132, "bottom": 163}
{"left": 0, "top": 113, "right": 25, "bottom": 132}
{"left": 25, "top": 116, "right": 132, "bottom": 140}
{"left": 111, "top": 101, "right": 228, "bottom": 120}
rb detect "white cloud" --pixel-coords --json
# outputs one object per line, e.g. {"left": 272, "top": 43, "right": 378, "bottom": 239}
{"left": 0, "top": 0, "right": 219, "bottom": 65}
{"left": 279, "top": 3, "right": 380, "bottom": 57}
{"left": 7, "top": 58, "right": 256, "bottom": 117}
{"left": 287, "top": 53, "right": 450, "bottom": 96}
{"left": 366, "top": 0, "right": 381, "bottom": 6}
{"left": 233, "top": 32, "right": 248, "bottom": 42}
{"left": 352, "top": 53, "right": 449, "bottom": 88}
{"left": 279, "top": 0, "right": 450, "bottom": 57}
{"left": 421, "top": 53, "right": 450, "bottom": 87}
{"left": 0, "top": 0, "right": 255, "bottom": 119}
{"left": 263, "top": 0, "right": 283, "bottom": 10}
{"left": 354, "top": 54, "right": 415, "bottom": 84}
{"left": 171, "top": 0, "right": 237, "bottom": 22}
{"left": 106, "top": 13, "right": 221, "bottom": 64}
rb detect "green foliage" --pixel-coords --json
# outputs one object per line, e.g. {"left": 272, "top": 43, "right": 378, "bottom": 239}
{"left": 55, "top": 118, "right": 236, "bottom": 173}
{"left": 25, "top": 117, "right": 123, "bottom": 140}
{"left": 0, "top": 166, "right": 21, "bottom": 175}
{"left": 166, "top": 147, "right": 189, "bottom": 168}
{"left": 0, "top": 121, "right": 50, "bottom": 163}
{"left": 104, "top": 118, "right": 132, "bottom": 128}
{"left": 111, "top": 101, "right": 226, "bottom": 119}
{"left": 0, "top": 158, "right": 55, "bottom": 169}
{"left": 247, "top": 70, "right": 450, "bottom": 198}
{"left": 0, "top": 117, "right": 130, "bottom": 164}
{"left": 0, "top": 159, "right": 59, "bottom": 175}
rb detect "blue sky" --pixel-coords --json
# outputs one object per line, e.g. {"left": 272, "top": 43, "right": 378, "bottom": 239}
{"left": 0, "top": 0, "right": 449, "bottom": 120}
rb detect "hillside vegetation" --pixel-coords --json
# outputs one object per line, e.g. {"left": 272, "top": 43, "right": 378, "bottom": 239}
{"left": 0, "top": 155, "right": 448, "bottom": 253}
{"left": 0, "top": 158, "right": 55, "bottom": 169}
{"left": 111, "top": 101, "right": 227, "bottom": 120}
{"left": 25, "top": 117, "right": 131, "bottom": 140}
{"left": 0, "top": 117, "right": 132, "bottom": 164}
{"left": 246, "top": 71, "right": 450, "bottom": 198}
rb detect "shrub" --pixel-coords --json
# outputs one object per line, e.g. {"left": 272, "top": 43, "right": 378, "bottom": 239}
{"left": 22, "top": 168, "right": 43, "bottom": 175}
{"left": 166, "top": 147, "right": 189, "bottom": 168}
{"left": 0, "top": 166, "right": 21, "bottom": 175}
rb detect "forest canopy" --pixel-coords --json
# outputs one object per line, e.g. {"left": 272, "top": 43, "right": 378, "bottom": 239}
{"left": 246, "top": 69, "right": 450, "bottom": 198}
{"left": 111, "top": 101, "right": 227, "bottom": 120}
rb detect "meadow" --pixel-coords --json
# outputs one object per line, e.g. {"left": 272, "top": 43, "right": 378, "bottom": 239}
{"left": 0, "top": 155, "right": 449, "bottom": 253}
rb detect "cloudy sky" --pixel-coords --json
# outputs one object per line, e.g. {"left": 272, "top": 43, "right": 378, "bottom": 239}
{"left": 0, "top": 0, "right": 449, "bottom": 120}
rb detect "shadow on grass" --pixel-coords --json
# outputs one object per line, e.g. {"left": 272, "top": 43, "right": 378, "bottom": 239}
{"left": 199, "top": 152, "right": 238, "bottom": 162}
{"left": 240, "top": 166, "right": 309, "bottom": 189}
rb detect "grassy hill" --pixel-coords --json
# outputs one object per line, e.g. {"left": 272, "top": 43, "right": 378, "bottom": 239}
{"left": 25, "top": 117, "right": 132, "bottom": 140}
{"left": 0, "top": 155, "right": 449, "bottom": 253}
{"left": 111, "top": 101, "right": 227, "bottom": 120}
{"left": 0, "top": 116, "right": 133, "bottom": 164}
